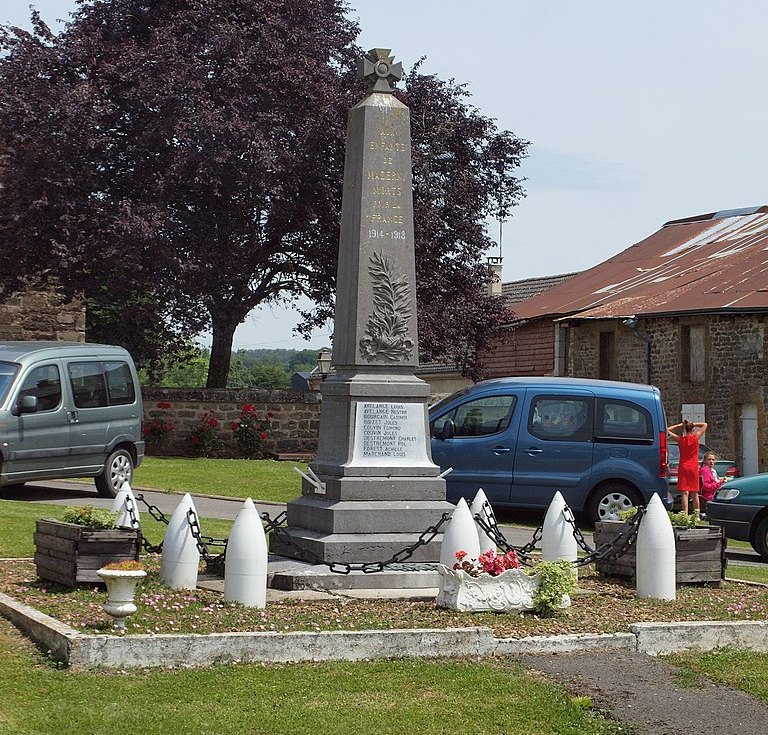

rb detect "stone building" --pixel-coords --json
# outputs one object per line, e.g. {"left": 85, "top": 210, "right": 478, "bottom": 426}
{"left": 481, "top": 205, "right": 768, "bottom": 475}
{"left": 0, "top": 286, "right": 85, "bottom": 341}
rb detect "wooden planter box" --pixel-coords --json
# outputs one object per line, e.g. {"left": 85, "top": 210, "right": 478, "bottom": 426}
{"left": 34, "top": 519, "right": 141, "bottom": 587}
{"left": 593, "top": 521, "right": 726, "bottom": 585}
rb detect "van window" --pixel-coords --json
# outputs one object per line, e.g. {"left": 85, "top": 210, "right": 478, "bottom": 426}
{"left": 0, "top": 362, "right": 19, "bottom": 404}
{"left": 68, "top": 362, "right": 108, "bottom": 409}
{"left": 595, "top": 398, "right": 653, "bottom": 443}
{"left": 19, "top": 364, "right": 62, "bottom": 411}
{"left": 104, "top": 361, "right": 136, "bottom": 405}
{"left": 436, "top": 395, "right": 517, "bottom": 438}
{"left": 529, "top": 396, "right": 591, "bottom": 442}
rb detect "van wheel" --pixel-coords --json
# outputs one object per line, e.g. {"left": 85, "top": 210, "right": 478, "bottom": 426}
{"left": 95, "top": 449, "right": 134, "bottom": 498}
{"left": 588, "top": 483, "right": 642, "bottom": 524}
{"left": 752, "top": 517, "right": 768, "bottom": 560}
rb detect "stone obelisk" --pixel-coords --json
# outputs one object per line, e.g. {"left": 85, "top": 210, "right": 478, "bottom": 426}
{"left": 271, "top": 49, "right": 452, "bottom": 565}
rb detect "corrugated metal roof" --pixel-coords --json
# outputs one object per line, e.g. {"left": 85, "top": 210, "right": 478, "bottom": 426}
{"left": 511, "top": 206, "right": 768, "bottom": 321}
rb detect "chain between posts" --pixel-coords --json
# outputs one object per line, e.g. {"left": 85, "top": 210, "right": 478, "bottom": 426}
{"left": 266, "top": 513, "right": 451, "bottom": 574}
{"left": 474, "top": 501, "right": 648, "bottom": 569}
{"left": 133, "top": 492, "right": 645, "bottom": 575}
{"left": 132, "top": 495, "right": 449, "bottom": 575}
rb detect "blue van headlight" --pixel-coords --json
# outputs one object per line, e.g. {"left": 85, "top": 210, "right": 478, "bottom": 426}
{"left": 716, "top": 487, "right": 740, "bottom": 501}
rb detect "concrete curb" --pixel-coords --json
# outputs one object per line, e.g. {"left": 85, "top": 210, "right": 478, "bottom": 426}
{"left": 3, "top": 590, "right": 768, "bottom": 669}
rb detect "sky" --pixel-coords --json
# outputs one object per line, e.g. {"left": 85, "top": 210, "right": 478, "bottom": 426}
{"left": 4, "top": 1, "right": 767, "bottom": 352}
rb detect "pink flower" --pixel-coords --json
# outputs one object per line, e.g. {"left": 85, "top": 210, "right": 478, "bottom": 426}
{"left": 230, "top": 422, "right": 238, "bottom": 432}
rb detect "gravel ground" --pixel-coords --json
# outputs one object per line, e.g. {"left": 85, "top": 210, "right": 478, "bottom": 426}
{"left": 515, "top": 650, "right": 768, "bottom": 735}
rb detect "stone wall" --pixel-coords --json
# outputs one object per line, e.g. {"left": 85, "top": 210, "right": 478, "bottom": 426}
{"left": 141, "top": 388, "right": 321, "bottom": 457}
{"left": 0, "top": 287, "right": 85, "bottom": 341}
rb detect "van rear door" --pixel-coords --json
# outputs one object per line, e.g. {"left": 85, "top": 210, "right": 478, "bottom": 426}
{"left": 430, "top": 390, "right": 523, "bottom": 505}
{"left": 512, "top": 390, "right": 595, "bottom": 510}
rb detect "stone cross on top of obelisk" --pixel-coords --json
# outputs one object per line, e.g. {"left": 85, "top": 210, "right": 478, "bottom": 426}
{"left": 357, "top": 48, "right": 403, "bottom": 94}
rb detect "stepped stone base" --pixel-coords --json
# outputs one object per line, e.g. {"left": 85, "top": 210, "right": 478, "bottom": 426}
{"left": 266, "top": 555, "right": 441, "bottom": 591}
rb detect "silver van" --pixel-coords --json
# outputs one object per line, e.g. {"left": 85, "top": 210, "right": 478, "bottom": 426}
{"left": 0, "top": 342, "right": 144, "bottom": 497}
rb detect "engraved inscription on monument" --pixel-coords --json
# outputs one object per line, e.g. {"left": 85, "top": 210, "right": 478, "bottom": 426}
{"left": 351, "top": 402, "right": 431, "bottom": 467}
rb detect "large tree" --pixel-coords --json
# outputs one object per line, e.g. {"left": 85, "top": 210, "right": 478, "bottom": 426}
{"left": 0, "top": 1, "right": 527, "bottom": 385}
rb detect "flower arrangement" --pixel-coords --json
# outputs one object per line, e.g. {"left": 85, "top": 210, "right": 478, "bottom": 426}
{"left": 101, "top": 559, "right": 145, "bottom": 572}
{"left": 230, "top": 404, "right": 271, "bottom": 459}
{"left": 62, "top": 505, "right": 118, "bottom": 529}
{"left": 142, "top": 401, "right": 177, "bottom": 451}
{"left": 189, "top": 410, "right": 222, "bottom": 457}
{"left": 453, "top": 549, "right": 520, "bottom": 576}
{"left": 447, "top": 550, "right": 574, "bottom": 616}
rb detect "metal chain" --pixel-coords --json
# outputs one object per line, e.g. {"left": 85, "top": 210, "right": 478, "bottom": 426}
{"left": 475, "top": 500, "right": 648, "bottom": 569}
{"left": 266, "top": 513, "right": 451, "bottom": 574}
{"left": 573, "top": 505, "right": 647, "bottom": 568}
{"left": 562, "top": 505, "right": 594, "bottom": 553}
{"left": 473, "top": 502, "right": 542, "bottom": 566}
{"left": 186, "top": 508, "right": 227, "bottom": 564}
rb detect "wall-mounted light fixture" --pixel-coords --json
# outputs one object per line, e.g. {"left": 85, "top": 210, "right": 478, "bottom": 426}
{"left": 316, "top": 349, "right": 332, "bottom": 380}
{"left": 622, "top": 316, "right": 652, "bottom": 385}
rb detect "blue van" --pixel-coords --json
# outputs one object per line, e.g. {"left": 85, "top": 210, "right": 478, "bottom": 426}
{"left": 429, "top": 377, "right": 669, "bottom": 522}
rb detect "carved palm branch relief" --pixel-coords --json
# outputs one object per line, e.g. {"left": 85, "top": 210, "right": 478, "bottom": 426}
{"left": 359, "top": 250, "right": 414, "bottom": 361}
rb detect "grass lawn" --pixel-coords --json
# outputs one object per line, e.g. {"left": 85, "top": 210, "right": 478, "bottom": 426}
{"left": 0, "top": 499, "right": 233, "bottom": 558}
{"left": 0, "top": 618, "right": 622, "bottom": 735}
{"left": 132, "top": 456, "right": 305, "bottom": 502}
{"left": 665, "top": 649, "right": 768, "bottom": 703}
{"left": 3, "top": 462, "right": 768, "bottom": 731}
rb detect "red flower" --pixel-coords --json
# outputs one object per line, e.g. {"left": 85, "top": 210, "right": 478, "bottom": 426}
{"left": 157, "top": 401, "right": 171, "bottom": 410}
{"left": 260, "top": 432, "right": 267, "bottom": 440}
{"left": 230, "top": 422, "right": 238, "bottom": 432}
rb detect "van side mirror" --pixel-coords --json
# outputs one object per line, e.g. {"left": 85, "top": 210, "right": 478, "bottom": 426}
{"left": 433, "top": 418, "right": 455, "bottom": 441}
{"left": 12, "top": 395, "right": 38, "bottom": 416}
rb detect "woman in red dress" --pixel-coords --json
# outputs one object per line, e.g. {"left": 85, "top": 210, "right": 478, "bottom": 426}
{"left": 667, "top": 419, "right": 708, "bottom": 515}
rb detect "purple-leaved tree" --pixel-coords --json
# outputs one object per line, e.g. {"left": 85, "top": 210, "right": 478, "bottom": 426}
{"left": 0, "top": 1, "right": 527, "bottom": 386}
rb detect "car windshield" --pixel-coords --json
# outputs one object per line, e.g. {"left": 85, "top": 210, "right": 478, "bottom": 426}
{"left": 668, "top": 442, "right": 722, "bottom": 463}
{"left": 0, "top": 362, "right": 19, "bottom": 405}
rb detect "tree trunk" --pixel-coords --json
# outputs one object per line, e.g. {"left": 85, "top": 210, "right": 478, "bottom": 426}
{"left": 206, "top": 317, "right": 237, "bottom": 388}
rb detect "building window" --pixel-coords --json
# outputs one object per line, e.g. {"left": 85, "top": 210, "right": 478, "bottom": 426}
{"left": 554, "top": 324, "right": 569, "bottom": 376}
{"left": 599, "top": 331, "right": 617, "bottom": 380}
{"left": 681, "top": 324, "right": 706, "bottom": 383}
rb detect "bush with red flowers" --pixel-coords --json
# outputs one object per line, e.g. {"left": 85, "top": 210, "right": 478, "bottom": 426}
{"left": 189, "top": 410, "right": 222, "bottom": 457}
{"left": 230, "top": 404, "right": 271, "bottom": 459}
{"left": 142, "top": 402, "right": 177, "bottom": 453}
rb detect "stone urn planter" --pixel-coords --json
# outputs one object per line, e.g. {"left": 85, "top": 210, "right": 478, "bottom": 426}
{"left": 97, "top": 565, "right": 147, "bottom": 630}
{"left": 34, "top": 518, "right": 141, "bottom": 587}
{"left": 594, "top": 521, "right": 726, "bottom": 585}
{"left": 436, "top": 564, "right": 570, "bottom": 613}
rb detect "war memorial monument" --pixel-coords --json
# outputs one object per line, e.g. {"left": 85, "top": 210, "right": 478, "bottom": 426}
{"left": 270, "top": 49, "right": 454, "bottom": 573}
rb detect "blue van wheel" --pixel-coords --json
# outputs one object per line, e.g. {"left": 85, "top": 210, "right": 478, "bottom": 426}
{"left": 588, "top": 483, "right": 642, "bottom": 524}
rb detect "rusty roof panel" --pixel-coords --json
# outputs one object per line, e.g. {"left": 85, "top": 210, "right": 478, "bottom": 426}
{"left": 512, "top": 207, "right": 768, "bottom": 321}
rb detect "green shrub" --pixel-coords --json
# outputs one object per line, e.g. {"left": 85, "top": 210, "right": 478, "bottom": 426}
{"left": 62, "top": 505, "right": 118, "bottom": 529}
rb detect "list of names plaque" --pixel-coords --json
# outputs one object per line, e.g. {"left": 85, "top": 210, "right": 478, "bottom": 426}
{"left": 351, "top": 402, "right": 431, "bottom": 467}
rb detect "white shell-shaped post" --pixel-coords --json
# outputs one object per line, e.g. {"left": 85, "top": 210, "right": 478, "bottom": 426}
{"left": 159, "top": 493, "right": 201, "bottom": 590}
{"left": 541, "top": 491, "right": 578, "bottom": 564}
{"left": 636, "top": 494, "right": 676, "bottom": 600}
{"left": 470, "top": 488, "right": 497, "bottom": 556}
{"left": 439, "top": 497, "right": 481, "bottom": 567}
{"left": 224, "top": 498, "right": 268, "bottom": 608}
{"left": 110, "top": 483, "right": 140, "bottom": 529}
